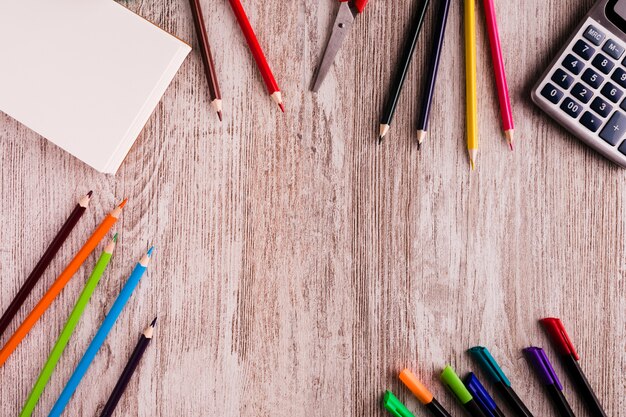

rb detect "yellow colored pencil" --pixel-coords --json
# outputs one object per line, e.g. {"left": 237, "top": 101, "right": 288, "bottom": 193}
{"left": 465, "top": 0, "right": 478, "bottom": 169}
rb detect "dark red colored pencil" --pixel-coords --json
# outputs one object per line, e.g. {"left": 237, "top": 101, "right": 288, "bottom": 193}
{"left": 0, "top": 191, "right": 92, "bottom": 339}
{"left": 188, "top": 0, "right": 222, "bottom": 120}
{"left": 228, "top": 0, "right": 284, "bottom": 112}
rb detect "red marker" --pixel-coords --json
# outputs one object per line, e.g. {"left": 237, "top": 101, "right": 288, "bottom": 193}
{"left": 540, "top": 318, "right": 607, "bottom": 417}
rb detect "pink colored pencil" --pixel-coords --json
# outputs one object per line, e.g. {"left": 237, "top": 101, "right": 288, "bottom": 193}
{"left": 483, "top": 0, "right": 515, "bottom": 150}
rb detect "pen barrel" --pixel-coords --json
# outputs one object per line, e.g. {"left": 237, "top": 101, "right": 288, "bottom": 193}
{"left": 417, "top": 0, "right": 450, "bottom": 131}
{"left": 562, "top": 355, "right": 607, "bottom": 417}
{"left": 426, "top": 398, "right": 452, "bottom": 417}
{"left": 464, "top": 399, "right": 488, "bottom": 417}
{"left": 495, "top": 383, "right": 534, "bottom": 417}
{"left": 381, "top": 0, "right": 431, "bottom": 125}
{"left": 545, "top": 384, "right": 575, "bottom": 417}
{"left": 188, "top": 0, "right": 221, "bottom": 100}
{"left": 99, "top": 336, "right": 151, "bottom": 417}
{"left": 0, "top": 203, "right": 85, "bottom": 338}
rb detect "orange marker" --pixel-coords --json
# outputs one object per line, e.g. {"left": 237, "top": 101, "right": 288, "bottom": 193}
{"left": 399, "top": 369, "right": 452, "bottom": 417}
{"left": 0, "top": 199, "right": 127, "bottom": 367}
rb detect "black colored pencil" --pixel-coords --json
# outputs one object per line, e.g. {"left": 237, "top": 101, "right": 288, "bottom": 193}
{"left": 0, "top": 191, "right": 92, "bottom": 339}
{"left": 416, "top": 0, "right": 451, "bottom": 146}
{"left": 99, "top": 318, "right": 157, "bottom": 417}
{"left": 379, "top": 0, "right": 431, "bottom": 143}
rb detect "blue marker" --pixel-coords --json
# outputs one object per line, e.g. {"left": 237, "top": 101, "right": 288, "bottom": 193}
{"left": 464, "top": 373, "right": 506, "bottom": 417}
{"left": 49, "top": 247, "right": 154, "bottom": 417}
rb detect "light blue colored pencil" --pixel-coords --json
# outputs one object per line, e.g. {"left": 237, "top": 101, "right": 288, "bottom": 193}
{"left": 48, "top": 247, "right": 154, "bottom": 417}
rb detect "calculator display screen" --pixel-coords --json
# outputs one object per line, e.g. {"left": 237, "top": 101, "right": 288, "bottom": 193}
{"left": 608, "top": 0, "right": 626, "bottom": 31}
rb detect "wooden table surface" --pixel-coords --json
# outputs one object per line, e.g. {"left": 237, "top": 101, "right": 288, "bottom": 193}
{"left": 1, "top": 0, "right": 624, "bottom": 415}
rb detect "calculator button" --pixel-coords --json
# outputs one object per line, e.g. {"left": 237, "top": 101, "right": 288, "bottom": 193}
{"left": 618, "top": 140, "right": 626, "bottom": 155}
{"left": 601, "top": 82, "right": 624, "bottom": 103}
{"left": 552, "top": 69, "right": 574, "bottom": 89}
{"left": 592, "top": 54, "right": 615, "bottom": 74}
{"left": 560, "top": 98, "right": 583, "bottom": 118}
{"left": 611, "top": 67, "right": 626, "bottom": 88}
{"left": 620, "top": 98, "right": 626, "bottom": 112}
{"left": 563, "top": 54, "right": 584, "bottom": 75}
{"left": 603, "top": 39, "right": 625, "bottom": 60}
{"left": 590, "top": 97, "right": 613, "bottom": 117}
{"left": 580, "top": 111, "right": 603, "bottom": 133}
{"left": 540, "top": 83, "right": 564, "bottom": 104}
{"left": 599, "top": 112, "right": 626, "bottom": 144}
{"left": 573, "top": 39, "right": 595, "bottom": 60}
{"left": 581, "top": 68, "right": 604, "bottom": 89}
{"left": 583, "top": 25, "right": 606, "bottom": 45}
{"left": 571, "top": 83, "right": 593, "bottom": 103}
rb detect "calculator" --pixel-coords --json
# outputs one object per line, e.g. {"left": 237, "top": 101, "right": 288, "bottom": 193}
{"left": 532, "top": 0, "right": 626, "bottom": 167}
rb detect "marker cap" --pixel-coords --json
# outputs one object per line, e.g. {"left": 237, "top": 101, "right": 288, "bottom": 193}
{"left": 440, "top": 365, "right": 473, "bottom": 405}
{"left": 468, "top": 347, "right": 511, "bottom": 387}
{"left": 399, "top": 369, "right": 434, "bottom": 405}
{"left": 523, "top": 347, "right": 563, "bottom": 390}
{"left": 465, "top": 373, "right": 497, "bottom": 413}
{"left": 540, "top": 318, "right": 579, "bottom": 360}
{"left": 383, "top": 391, "right": 416, "bottom": 417}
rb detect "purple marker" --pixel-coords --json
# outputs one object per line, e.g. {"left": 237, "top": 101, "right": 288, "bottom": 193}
{"left": 523, "top": 347, "right": 575, "bottom": 417}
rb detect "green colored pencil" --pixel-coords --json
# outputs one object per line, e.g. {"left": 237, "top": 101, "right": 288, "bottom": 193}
{"left": 20, "top": 234, "right": 117, "bottom": 417}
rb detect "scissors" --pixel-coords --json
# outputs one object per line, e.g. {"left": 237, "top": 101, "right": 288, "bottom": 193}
{"left": 311, "top": 0, "right": 369, "bottom": 92}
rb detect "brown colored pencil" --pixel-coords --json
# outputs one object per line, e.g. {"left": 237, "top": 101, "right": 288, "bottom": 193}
{"left": 0, "top": 191, "right": 92, "bottom": 339}
{"left": 188, "top": 0, "right": 222, "bottom": 120}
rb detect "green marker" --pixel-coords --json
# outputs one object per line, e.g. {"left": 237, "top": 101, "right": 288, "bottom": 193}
{"left": 383, "top": 391, "right": 415, "bottom": 417}
{"left": 440, "top": 365, "right": 487, "bottom": 417}
{"left": 20, "top": 234, "right": 117, "bottom": 417}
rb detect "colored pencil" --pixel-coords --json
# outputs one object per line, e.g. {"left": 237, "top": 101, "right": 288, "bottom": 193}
{"left": 379, "top": 0, "right": 431, "bottom": 143}
{"left": 0, "top": 199, "right": 126, "bottom": 367}
{"left": 0, "top": 191, "right": 92, "bottom": 339}
{"left": 416, "top": 0, "right": 451, "bottom": 146}
{"left": 19, "top": 236, "right": 117, "bottom": 417}
{"left": 49, "top": 247, "right": 154, "bottom": 417}
{"left": 228, "top": 0, "right": 284, "bottom": 112}
{"left": 99, "top": 317, "right": 157, "bottom": 417}
{"left": 465, "top": 0, "right": 479, "bottom": 169}
{"left": 483, "top": 0, "right": 514, "bottom": 149}
{"left": 188, "top": 0, "right": 222, "bottom": 120}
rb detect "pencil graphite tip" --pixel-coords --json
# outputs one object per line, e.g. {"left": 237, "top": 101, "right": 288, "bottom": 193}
{"left": 147, "top": 246, "right": 155, "bottom": 257}
{"left": 470, "top": 159, "right": 475, "bottom": 171}
{"left": 87, "top": 190, "right": 93, "bottom": 198}
{"left": 217, "top": 111, "right": 223, "bottom": 122}
{"left": 378, "top": 136, "right": 383, "bottom": 145}
{"left": 416, "top": 130, "right": 427, "bottom": 145}
{"left": 118, "top": 198, "right": 128, "bottom": 208}
{"left": 150, "top": 317, "right": 158, "bottom": 327}
{"left": 509, "top": 141, "right": 514, "bottom": 151}
{"left": 113, "top": 233, "right": 118, "bottom": 242}
{"left": 278, "top": 102, "right": 285, "bottom": 113}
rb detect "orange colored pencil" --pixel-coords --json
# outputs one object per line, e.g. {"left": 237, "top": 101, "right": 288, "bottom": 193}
{"left": 0, "top": 199, "right": 127, "bottom": 367}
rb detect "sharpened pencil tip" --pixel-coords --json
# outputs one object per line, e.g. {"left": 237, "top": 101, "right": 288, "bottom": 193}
{"left": 113, "top": 233, "right": 118, "bottom": 242}
{"left": 86, "top": 190, "right": 93, "bottom": 198}
{"left": 509, "top": 142, "right": 514, "bottom": 151}
{"left": 378, "top": 136, "right": 383, "bottom": 145}
{"left": 470, "top": 159, "right": 475, "bottom": 171}
{"left": 147, "top": 246, "right": 155, "bottom": 257}
{"left": 118, "top": 198, "right": 128, "bottom": 208}
{"left": 217, "top": 111, "right": 223, "bottom": 122}
{"left": 150, "top": 317, "right": 157, "bottom": 327}
{"left": 278, "top": 102, "right": 285, "bottom": 113}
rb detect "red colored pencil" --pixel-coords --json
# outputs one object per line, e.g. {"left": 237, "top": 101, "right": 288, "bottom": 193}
{"left": 228, "top": 0, "right": 284, "bottom": 112}
{"left": 483, "top": 0, "right": 514, "bottom": 150}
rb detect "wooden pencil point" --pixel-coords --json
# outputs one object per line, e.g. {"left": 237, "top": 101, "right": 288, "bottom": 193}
{"left": 379, "top": 124, "right": 390, "bottom": 140}
{"left": 118, "top": 198, "right": 128, "bottom": 209}
{"left": 416, "top": 130, "right": 427, "bottom": 145}
{"left": 505, "top": 129, "right": 515, "bottom": 151}
{"left": 217, "top": 111, "right": 223, "bottom": 122}
{"left": 150, "top": 317, "right": 157, "bottom": 327}
{"left": 86, "top": 190, "right": 93, "bottom": 198}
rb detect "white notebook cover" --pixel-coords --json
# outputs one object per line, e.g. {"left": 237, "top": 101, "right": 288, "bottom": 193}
{"left": 0, "top": 0, "right": 191, "bottom": 173}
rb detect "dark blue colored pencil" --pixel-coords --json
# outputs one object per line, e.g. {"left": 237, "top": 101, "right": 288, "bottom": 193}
{"left": 416, "top": 0, "right": 451, "bottom": 146}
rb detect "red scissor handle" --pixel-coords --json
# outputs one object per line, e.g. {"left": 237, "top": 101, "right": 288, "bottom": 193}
{"left": 339, "top": 0, "right": 368, "bottom": 14}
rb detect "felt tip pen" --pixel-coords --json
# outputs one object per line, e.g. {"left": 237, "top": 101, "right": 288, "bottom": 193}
{"left": 468, "top": 346, "right": 534, "bottom": 417}
{"left": 464, "top": 373, "right": 506, "bottom": 417}
{"left": 523, "top": 347, "right": 575, "bottom": 417}
{"left": 399, "top": 369, "right": 452, "bottom": 417}
{"left": 540, "top": 318, "right": 607, "bottom": 417}
{"left": 440, "top": 366, "right": 487, "bottom": 417}
{"left": 383, "top": 391, "right": 415, "bottom": 417}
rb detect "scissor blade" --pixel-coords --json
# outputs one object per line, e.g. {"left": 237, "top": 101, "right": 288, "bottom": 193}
{"left": 311, "top": 2, "right": 356, "bottom": 92}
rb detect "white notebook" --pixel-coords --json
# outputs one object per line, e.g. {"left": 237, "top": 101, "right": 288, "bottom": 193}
{"left": 0, "top": 0, "right": 191, "bottom": 173}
